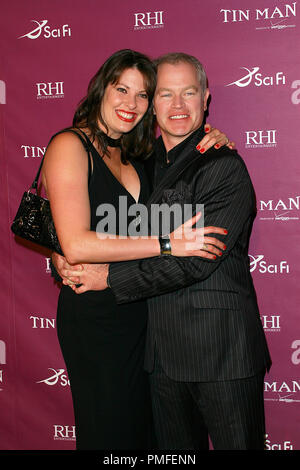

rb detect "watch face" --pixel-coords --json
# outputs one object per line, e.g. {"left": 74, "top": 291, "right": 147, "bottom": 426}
{"left": 159, "top": 236, "right": 172, "bottom": 255}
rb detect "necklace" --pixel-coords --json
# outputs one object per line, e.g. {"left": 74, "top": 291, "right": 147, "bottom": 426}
{"left": 104, "top": 133, "right": 122, "bottom": 148}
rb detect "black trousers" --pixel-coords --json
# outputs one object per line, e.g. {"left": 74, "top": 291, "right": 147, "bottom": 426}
{"left": 149, "top": 359, "right": 266, "bottom": 450}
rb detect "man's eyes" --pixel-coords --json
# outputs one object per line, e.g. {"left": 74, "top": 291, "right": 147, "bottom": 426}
{"left": 159, "top": 91, "right": 196, "bottom": 98}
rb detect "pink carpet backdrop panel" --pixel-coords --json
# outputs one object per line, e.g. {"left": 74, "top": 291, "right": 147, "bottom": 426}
{"left": 0, "top": 0, "right": 299, "bottom": 450}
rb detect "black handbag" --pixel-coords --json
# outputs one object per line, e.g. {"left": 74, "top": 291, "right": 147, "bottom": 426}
{"left": 11, "top": 129, "right": 91, "bottom": 255}
{"left": 11, "top": 153, "right": 63, "bottom": 254}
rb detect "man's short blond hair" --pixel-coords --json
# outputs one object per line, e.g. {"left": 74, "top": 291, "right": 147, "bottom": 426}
{"left": 154, "top": 52, "right": 208, "bottom": 94}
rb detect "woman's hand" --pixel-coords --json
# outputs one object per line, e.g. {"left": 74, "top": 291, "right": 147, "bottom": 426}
{"left": 169, "top": 212, "right": 227, "bottom": 259}
{"left": 196, "top": 123, "right": 235, "bottom": 154}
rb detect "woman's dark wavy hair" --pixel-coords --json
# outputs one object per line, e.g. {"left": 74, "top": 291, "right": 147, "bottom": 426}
{"left": 73, "top": 49, "right": 157, "bottom": 162}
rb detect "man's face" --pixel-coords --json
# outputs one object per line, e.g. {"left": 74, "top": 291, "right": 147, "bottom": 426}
{"left": 153, "top": 61, "right": 209, "bottom": 151}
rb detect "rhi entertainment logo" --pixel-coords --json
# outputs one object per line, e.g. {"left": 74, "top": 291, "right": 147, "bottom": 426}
{"left": 36, "top": 82, "right": 64, "bottom": 100}
{"left": 226, "top": 67, "right": 286, "bottom": 88}
{"left": 53, "top": 425, "right": 76, "bottom": 442}
{"left": 0, "top": 80, "right": 5, "bottom": 104}
{"left": 259, "top": 196, "right": 300, "bottom": 222}
{"left": 134, "top": 11, "right": 164, "bottom": 30}
{"left": 245, "top": 130, "right": 277, "bottom": 149}
{"left": 264, "top": 379, "right": 300, "bottom": 403}
{"left": 249, "top": 255, "right": 290, "bottom": 274}
{"left": 19, "top": 20, "right": 71, "bottom": 40}
{"left": 37, "top": 368, "right": 70, "bottom": 387}
{"left": 261, "top": 315, "right": 281, "bottom": 333}
{"left": 220, "top": 2, "right": 297, "bottom": 30}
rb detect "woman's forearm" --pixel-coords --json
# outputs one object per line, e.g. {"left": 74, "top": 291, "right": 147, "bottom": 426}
{"left": 63, "top": 230, "right": 160, "bottom": 264}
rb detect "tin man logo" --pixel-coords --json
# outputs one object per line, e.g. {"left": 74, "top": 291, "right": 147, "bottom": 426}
{"left": 259, "top": 196, "right": 300, "bottom": 222}
{"left": 264, "top": 379, "right": 300, "bottom": 403}
{"left": 220, "top": 2, "right": 297, "bottom": 30}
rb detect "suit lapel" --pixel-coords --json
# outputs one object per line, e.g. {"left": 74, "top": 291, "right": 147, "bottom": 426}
{"left": 146, "top": 125, "right": 207, "bottom": 207}
{"left": 147, "top": 148, "right": 201, "bottom": 207}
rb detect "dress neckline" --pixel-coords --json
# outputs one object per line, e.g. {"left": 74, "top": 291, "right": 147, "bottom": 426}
{"left": 80, "top": 129, "right": 141, "bottom": 203}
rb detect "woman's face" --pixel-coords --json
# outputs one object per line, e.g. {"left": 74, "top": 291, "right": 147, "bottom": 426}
{"left": 100, "top": 67, "right": 150, "bottom": 138}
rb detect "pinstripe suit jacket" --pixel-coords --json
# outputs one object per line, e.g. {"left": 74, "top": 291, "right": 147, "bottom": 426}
{"left": 109, "top": 127, "right": 271, "bottom": 382}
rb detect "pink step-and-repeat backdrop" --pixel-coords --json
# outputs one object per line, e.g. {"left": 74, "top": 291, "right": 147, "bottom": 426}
{"left": 0, "top": 0, "right": 299, "bottom": 451}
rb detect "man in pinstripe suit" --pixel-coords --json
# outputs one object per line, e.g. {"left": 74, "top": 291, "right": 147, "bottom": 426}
{"left": 56, "top": 53, "right": 271, "bottom": 450}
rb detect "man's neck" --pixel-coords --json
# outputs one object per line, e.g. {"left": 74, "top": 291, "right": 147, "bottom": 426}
{"left": 160, "top": 125, "right": 203, "bottom": 153}
{"left": 161, "top": 135, "right": 186, "bottom": 153}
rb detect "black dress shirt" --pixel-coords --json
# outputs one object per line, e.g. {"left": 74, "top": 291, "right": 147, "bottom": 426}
{"left": 153, "top": 124, "right": 205, "bottom": 186}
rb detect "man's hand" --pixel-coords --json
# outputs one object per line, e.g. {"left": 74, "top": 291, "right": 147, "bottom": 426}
{"left": 64, "top": 263, "right": 109, "bottom": 294}
{"left": 51, "top": 252, "right": 109, "bottom": 294}
{"left": 52, "top": 252, "right": 80, "bottom": 284}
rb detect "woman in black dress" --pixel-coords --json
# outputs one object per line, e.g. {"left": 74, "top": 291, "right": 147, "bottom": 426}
{"left": 42, "top": 49, "right": 230, "bottom": 449}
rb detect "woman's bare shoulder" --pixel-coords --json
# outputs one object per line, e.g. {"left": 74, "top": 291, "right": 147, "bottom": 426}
{"left": 46, "top": 128, "right": 89, "bottom": 154}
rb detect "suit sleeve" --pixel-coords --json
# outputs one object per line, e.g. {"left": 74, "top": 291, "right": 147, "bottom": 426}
{"left": 109, "top": 153, "right": 255, "bottom": 304}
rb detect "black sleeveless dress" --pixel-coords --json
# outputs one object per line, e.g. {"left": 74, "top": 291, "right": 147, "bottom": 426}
{"left": 56, "top": 130, "right": 153, "bottom": 449}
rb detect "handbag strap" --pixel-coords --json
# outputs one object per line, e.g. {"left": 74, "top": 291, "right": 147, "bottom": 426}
{"left": 30, "top": 127, "right": 92, "bottom": 191}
